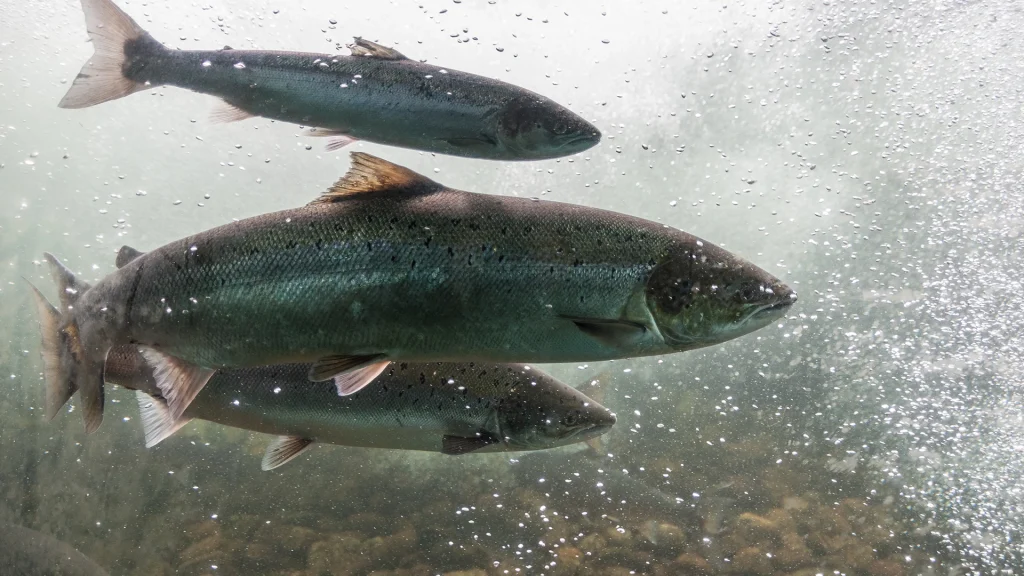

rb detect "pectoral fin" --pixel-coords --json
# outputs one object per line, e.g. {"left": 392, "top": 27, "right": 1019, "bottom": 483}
{"left": 304, "top": 128, "right": 358, "bottom": 151}
{"left": 261, "top": 435, "right": 315, "bottom": 471}
{"left": 441, "top": 433, "right": 499, "bottom": 455}
{"left": 135, "top": 391, "right": 192, "bottom": 448}
{"left": 308, "top": 354, "right": 389, "bottom": 396}
{"left": 210, "top": 100, "right": 255, "bottom": 123}
{"left": 561, "top": 316, "right": 648, "bottom": 348}
{"left": 441, "top": 136, "right": 498, "bottom": 149}
{"left": 138, "top": 347, "right": 217, "bottom": 420}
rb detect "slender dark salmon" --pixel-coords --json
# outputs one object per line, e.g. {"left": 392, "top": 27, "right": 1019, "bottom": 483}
{"left": 28, "top": 153, "right": 795, "bottom": 432}
{"left": 58, "top": 0, "right": 600, "bottom": 160}
{"left": 103, "top": 346, "right": 614, "bottom": 468}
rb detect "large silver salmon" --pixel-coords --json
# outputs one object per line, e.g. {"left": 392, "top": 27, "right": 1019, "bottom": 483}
{"left": 103, "top": 346, "right": 614, "bottom": 469}
{"left": 28, "top": 153, "right": 795, "bottom": 432}
{"left": 58, "top": 0, "right": 600, "bottom": 160}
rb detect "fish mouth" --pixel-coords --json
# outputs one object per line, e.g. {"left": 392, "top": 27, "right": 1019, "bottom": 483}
{"left": 561, "top": 132, "right": 601, "bottom": 150}
{"left": 572, "top": 415, "right": 615, "bottom": 443}
{"left": 752, "top": 288, "right": 797, "bottom": 320}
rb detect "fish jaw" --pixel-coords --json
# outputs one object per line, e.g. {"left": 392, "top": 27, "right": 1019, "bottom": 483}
{"left": 498, "top": 373, "right": 616, "bottom": 452}
{"left": 645, "top": 238, "right": 797, "bottom": 349}
{"left": 496, "top": 95, "right": 602, "bottom": 160}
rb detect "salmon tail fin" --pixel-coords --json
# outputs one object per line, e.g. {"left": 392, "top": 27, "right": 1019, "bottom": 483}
{"left": 44, "top": 252, "right": 92, "bottom": 309}
{"left": 135, "top": 391, "right": 192, "bottom": 448}
{"left": 25, "top": 282, "right": 77, "bottom": 421}
{"left": 59, "top": 0, "right": 163, "bottom": 109}
{"left": 39, "top": 253, "right": 108, "bottom": 433}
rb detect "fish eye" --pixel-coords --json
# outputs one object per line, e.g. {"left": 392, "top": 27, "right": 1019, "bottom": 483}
{"left": 562, "top": 411, "right": 580, "bottom": 427}
{"left": 552, "top": 121, "right": 568, "bottom": 135}
{"left": 736, "top": 282, "right": 764, "bottom": 303}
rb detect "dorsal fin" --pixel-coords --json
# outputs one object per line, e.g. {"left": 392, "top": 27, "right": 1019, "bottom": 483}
{"left": 348, "top": 37, "right": 407, "bottom": 60}
{"left": 115, "top": 245, "right": 146, "bottom": 268}
{"left": 309, "top": 152, "right": 442, "bottom": 204}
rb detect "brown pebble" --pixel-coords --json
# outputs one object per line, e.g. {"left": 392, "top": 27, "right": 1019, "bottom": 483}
{"left": 868, "top": 559, "right": 907, "bottom": 576}
{"left": 673, "top": 552, "right": 712, "bottom": 575}
{"left": 730, "top": 546, "right": 773, "bottom": 575}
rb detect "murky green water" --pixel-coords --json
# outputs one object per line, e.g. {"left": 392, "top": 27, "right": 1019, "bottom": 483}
{"left": 2, "top": 0, "right": 1022, "bottom": 574}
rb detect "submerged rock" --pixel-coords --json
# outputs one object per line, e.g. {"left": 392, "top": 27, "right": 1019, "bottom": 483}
{"left": 729, "top": 546, "right": 773, "bottom": 575}
{"left": 774, "top": 532, "right": 814, "bottom": 570}
{"left": 672, "top": 552, "right": 713, "bottom": 575}
{"left": 733, "top": 512, "right": 781, "bottom": 547}
{"left": 306, "top": 531, "right": 366, "bottom": 575}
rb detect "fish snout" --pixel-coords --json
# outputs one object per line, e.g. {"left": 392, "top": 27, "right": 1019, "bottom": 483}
{"left": 751, "top": 280, "right": 797, "bottom": 323}
{"left": 578, "top": 407, "right": 616, "bottom": 440}
{"left": 767, "top": 281, "right": 797, "bottom": 311}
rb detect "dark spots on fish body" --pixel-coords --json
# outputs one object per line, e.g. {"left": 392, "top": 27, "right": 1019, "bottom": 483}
{"left": 410, "top": 260, "right": 416, "bottom": 270}
{"left": 366, "top": 242, "right": 373, "bottom": 252}
{"left": 447, "top": 247, "right": 455, "bottom": 258}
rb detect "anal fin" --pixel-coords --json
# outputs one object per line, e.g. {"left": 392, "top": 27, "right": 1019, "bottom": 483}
{"left": 308, "top": 354, "right": 389, "bottom": 396}
{"left": 262, "top": 435, "right": 315, "bottom": 471}
{"left": 138, "top": 347, "right": 216, "bottom": 420}
{"left": 135, "top": 391, "right": 192, "bottom": 448}
{"left": 305, "top": 127, "right": 358, "bottom": 151}
{"left": 210, "top": 100, "right": 255, "bottom": 123}
{"left": 441, "top": 432, "right": 499, "bottom": 455}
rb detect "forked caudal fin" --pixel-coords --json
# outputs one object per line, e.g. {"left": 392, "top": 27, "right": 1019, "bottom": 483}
{"left": 24, "top": 282, "right": 75, "bottom": 422}
{"left": 59, "top": 0, "right": 166, "bottom": 109}
{"left": 26, "top": 254, "right": 107, "bottom": 433}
